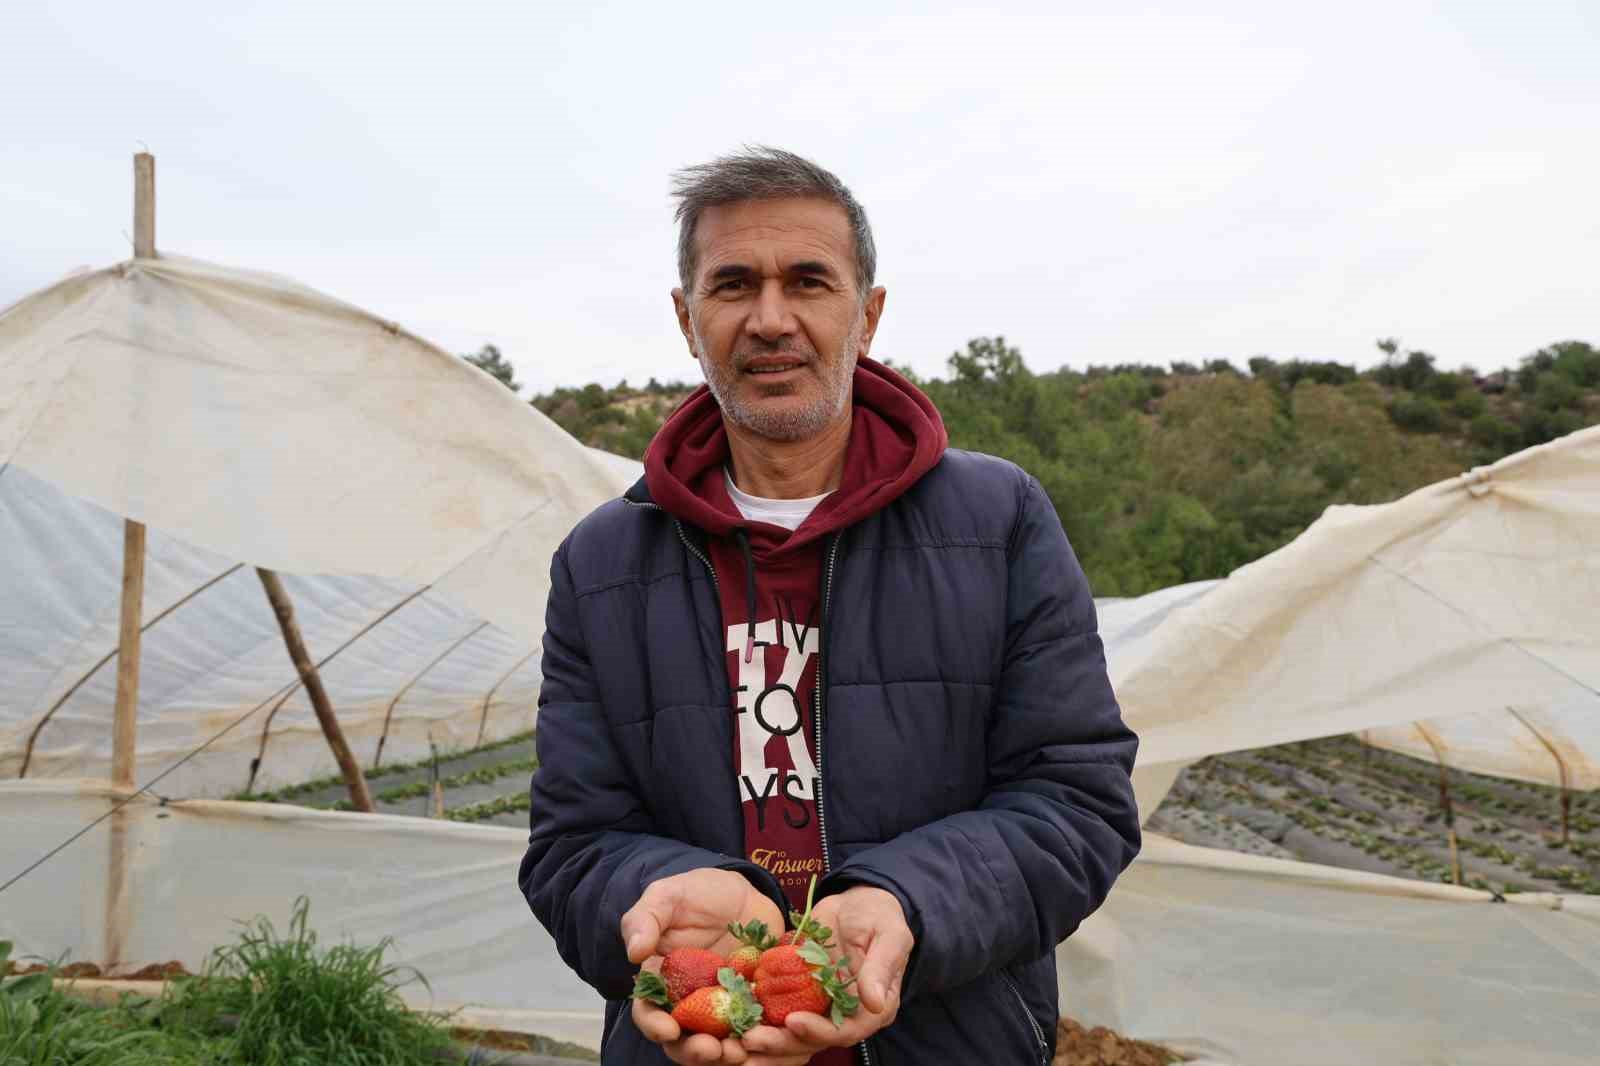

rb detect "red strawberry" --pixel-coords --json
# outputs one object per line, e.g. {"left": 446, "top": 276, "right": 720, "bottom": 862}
{"left": 753, "top": 943, "right": 812, "bottom": 981}
{"left": 752, "top": 941, "right": 860, "bottom": 1027}
{"left": 725, "top": 920, "right": 778, "bottom": 980}
{"left": 660, "top": 947, "right": 726, "bottom": 1004}
{"left": 670, "top": 969, "right": 763, "bottom": 1038}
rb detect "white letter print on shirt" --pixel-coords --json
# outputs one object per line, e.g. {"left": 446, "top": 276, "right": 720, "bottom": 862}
{"left": 727, "top": 618, "right": 819, "bottom": 803}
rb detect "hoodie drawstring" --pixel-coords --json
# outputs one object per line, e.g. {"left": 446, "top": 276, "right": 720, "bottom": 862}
{"left": 735, "top": 529, "right": 758, "bottom": 663}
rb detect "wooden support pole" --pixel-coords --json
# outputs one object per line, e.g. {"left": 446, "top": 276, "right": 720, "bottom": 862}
{"left": 110, "top": 522, "right": 147, "bottom": 789}
{"left": 256, "top": 568, "right": 374, "bottom": 812}
{"left": 1438, "top": 764, "right": 1463, "bottom": 887}
{"left": 106, "top": 152, "right": 157, "bottom": 972}
{"left": 133, "top": 153, "right": 156, "bottom": 258}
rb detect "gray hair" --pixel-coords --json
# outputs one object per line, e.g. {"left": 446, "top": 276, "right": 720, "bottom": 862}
{"left": 671, "top": 146, "right": 876, "bottom": 299}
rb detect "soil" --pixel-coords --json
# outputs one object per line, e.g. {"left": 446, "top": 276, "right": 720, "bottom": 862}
{"left": 1150, "top": 736, "right": 1600, "bottom": 896}
{"left": 2, "top": 960, "right": 189, "bottom": 980}
{"left": 1056, "top": 1017, "right": 1181, "bottom": 1065}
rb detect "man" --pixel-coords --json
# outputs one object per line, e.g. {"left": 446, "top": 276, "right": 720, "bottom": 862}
{"left": 519, "top": 147, "right": 1140, "bottom": 1065}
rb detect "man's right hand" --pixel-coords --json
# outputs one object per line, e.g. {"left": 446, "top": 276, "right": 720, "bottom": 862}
{"left": 621, "top": 867, "right": 783, "bottom": 963}
{"left": 621, "top": 868, "right": 784, "bottom": 1064}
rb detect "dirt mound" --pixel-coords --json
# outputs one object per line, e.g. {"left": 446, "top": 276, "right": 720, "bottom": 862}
{"left": 2, "top": 961, "right": 101, "bottom": 978}
{"left": 123, "top": 960, "right": 191, "bottom": 980}
{"left": 1, "top": 959, "right": 190, "bottom": 980}
{"left": 1055, "top": 1017, "right": 1180, "bottom": 1065}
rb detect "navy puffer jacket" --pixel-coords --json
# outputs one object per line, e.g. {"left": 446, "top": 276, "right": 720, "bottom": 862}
{"left": 518, "top": 449, "right": 1141, "bottom": 1065}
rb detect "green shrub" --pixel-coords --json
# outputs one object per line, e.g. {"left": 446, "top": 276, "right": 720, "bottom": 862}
{"left": 1388, "top": 395, "right": 1446, "bottom": 433}
{"left": 1450, "top": 389, "right": 1487, "bottom": 419}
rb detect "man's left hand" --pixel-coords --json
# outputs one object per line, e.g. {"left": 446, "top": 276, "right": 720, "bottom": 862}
{"left": 738, "top": 885, "right": 913, "bottom": 1065}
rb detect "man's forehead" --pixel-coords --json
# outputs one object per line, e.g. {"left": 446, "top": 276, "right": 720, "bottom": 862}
{"left": 694, "top": 197, "right": 853, "bottom": 269}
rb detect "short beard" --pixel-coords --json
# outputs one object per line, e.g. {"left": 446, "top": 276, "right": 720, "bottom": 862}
{"left": 692, "top": 306, "right": 863, "bottom": 443}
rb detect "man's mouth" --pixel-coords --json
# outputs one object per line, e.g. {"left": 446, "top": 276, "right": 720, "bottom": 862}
{"left": 742, "top": 358, "right": 807, "bottom": 375}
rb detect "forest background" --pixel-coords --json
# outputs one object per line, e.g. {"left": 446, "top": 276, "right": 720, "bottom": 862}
{"left": 465, "top": 338, "right": 1600, "bottom": 598}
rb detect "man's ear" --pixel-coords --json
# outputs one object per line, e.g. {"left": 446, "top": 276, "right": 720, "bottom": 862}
{"left": 671, "top": 288, "right": 697, "bottom": 359}
{"left": 858, "top": 286, "right": 888, "bottom": 358}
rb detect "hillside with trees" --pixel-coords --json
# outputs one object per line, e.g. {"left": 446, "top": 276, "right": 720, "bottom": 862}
{"left": 490, "top": 338, "right": 1600, "bottom": 598}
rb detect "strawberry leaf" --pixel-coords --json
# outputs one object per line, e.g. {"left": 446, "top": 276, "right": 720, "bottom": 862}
{"left": 631, "top": 969, "right": 672, "bottom": 1008}
{"left": 717, "top": 967, "right": 764, "bottom": 1036}
{"left": 814, "top": 955, "right": 860, "bottom": 1025}
{"left": 726, "top": 920, "right": 777, "bottom": 950}
{"left": 797, "top": 940, "right": 832, "bottom": 967}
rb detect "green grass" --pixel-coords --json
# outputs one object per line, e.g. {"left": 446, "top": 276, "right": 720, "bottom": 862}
{"left": 2, "top": 941, "right": 225, "bottom": 1064}
{"left": 4, "top": 899, "right": 505, "bottom": 1066}
{"left": 161, "top": 896, "right": 458, "bottom": 1065}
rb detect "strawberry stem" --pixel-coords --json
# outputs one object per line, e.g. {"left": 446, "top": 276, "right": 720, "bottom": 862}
{"left": 631, "top": 969, "right": 672, "bottom": 1009}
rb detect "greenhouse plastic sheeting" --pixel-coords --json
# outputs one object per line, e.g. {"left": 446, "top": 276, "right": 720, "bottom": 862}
{"left": 1058, "top": 834, "right": 1600, "bottom": 1066}
{"left": 0, "top": 255, "right": 625, "bottom": 585}
{"left": 1112, "top": 426, "right": 1600, "bottom": 808}
{"left": 0, "top": 464, "right": 549, "bottom": 795}
{"left": 0, "top": 254, "right": 636, "bottom": 660}
{"left": 0, "top": 254, "right": 642, "bottom": 794}
{"left": 4, "top": 783, "right": 1596, "bottom": 1063}
{"left": 0, "top": 781, "right": 608, "bottom": 1050}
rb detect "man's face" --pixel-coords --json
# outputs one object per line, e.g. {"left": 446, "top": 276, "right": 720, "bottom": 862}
{"left": 673, "top": 197, "right": 885, "bottom": 442}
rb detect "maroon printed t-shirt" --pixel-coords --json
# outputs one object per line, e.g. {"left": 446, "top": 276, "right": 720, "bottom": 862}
{"left": 706, "top": 492, "right": 830, "bottom": 909}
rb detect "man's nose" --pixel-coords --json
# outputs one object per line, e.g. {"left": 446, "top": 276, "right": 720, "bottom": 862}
{"left": 745, "top": 279, "right": 795, "bottom": 342}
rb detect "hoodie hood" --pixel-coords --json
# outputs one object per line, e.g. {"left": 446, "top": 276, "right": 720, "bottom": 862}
{"left": 643, "top": 356, "right": 947, "bottom": 556}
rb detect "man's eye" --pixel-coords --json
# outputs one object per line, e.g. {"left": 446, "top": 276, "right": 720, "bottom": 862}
{"left": 795, "top": 277, "right": 826, "bottom": 289}
{"left": 713, "top": 279, "right": 748, "bottom": 293}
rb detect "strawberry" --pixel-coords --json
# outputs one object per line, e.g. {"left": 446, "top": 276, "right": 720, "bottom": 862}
{"left": 753, "top": 940, "right": 859, "bottom": 1027}
{"left": 659, "top": 947, "right": 727, "bottom": 1004}
{"left": 752, "top": 877, "right": 859, "bottom": 1027}
{"left": 671, "top": 968, "right": 763, "bottom": 1038}
{"left": 725, "top": 919, "right": 778, "bottom": 980}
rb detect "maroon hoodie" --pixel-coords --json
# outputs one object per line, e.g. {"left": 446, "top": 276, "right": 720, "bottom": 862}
{"left": 645, "top": 359, "right": 947, "bottom": 921}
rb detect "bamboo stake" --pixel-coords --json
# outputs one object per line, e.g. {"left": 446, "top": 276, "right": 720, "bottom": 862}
{"left": 256, "top": 568, "right": 374, "bottom": 812}
{"left": 1413, "top": 724, "right": 1462, "bottom": 886}
{"left": 105, "top": 152, "right": 157, "bottom": 972}
{"left": 1439, "top": 765, "right": 1463, "bottom": 887}
{"left": 110, "top": 522, "right": 146, "bottom": 789}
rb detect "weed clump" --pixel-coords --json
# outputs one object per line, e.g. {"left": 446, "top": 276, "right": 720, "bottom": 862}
{"left": 164, "top": 896, "right": 456, "bottom": 1065}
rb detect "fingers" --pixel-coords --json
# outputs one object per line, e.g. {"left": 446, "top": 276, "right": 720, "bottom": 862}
{"left": 621, "top": 880, "right": 676, "bottom": 963}
{"left": 783, "top": 1002, "right": 894, "bottom": 1047}
{"left": 661, "top": 1032, "right": 728, "bottom": 1063}
{"left": 855, "top": 923, "right": 913, "bottom": 1013}
{"left": 740, "top": 1023, "right": 819, "bottom": 1057}
{"left": 741, "top": 1026, "right": 823, "bottom": 1066}
{"left": 745, "top": 1048, "right": 825, "bottom": 1063}
{"left": 634, "top": 995, "right": 680, "bottom": 1043}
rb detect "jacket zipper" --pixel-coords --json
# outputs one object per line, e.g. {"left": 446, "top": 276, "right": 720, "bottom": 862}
{"left": 675, "top": 522, "right": 719, "bottom": 594}
{"left": 623, "top": 498, "right": 721, "bottom": 595}
{"left": 815, "top": 535, "right": 875, "bottom": 1066}
{"left": 1000, "top": 972, "right": 1049, "bottom": 1064}
{"left": 815, "top": 534, "right": 840, "bottom": 874}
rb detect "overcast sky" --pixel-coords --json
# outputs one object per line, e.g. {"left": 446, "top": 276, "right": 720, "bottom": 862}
{"left": 5, "top": 2, "right": 1597, "bottom": 393}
